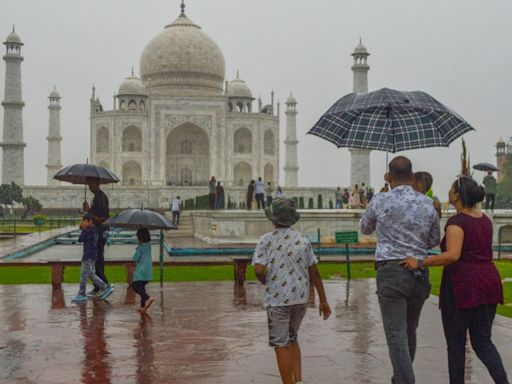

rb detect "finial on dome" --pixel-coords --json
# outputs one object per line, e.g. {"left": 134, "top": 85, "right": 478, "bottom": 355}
{"left": 180, "top": 0, "right": 185, "bottom": 16}
{"left": 236, "top": 69, "right": 239, "bottom": 79}
{"left": 131, "top": 66, "right": 134, "bottom": 76}
{"left": 12, "top": 25, "right": 15, "bottom": 33}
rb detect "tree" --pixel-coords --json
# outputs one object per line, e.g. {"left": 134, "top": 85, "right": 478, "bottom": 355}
{"left": 0, "top": 182, "right": 23, "bottom": 216}
{"left": 21, "top": 196, "right": 43, "bottom": 219}
{"left": 496, "top": 154, "right": 512, "bottom": 209}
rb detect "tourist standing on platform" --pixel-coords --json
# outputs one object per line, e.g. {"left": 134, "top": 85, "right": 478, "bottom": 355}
{"left": 208, "top": 176, "right": 216, "bottom": 210}
{"left": 255, "top": 177, "right": 266, "bottom": 209}
{"left": 253, "top": 198, "right": 331, "bottom": 384}
{"left": 131, "top": 228, "right": 154, "bottom": 313}
{"left": 483, "top": 171, "right": 497, "bottom": 212}
{"left": 215, "top": 181, "right": 224, "bottom": 209}
{"left": 275, "top": 186, "right": 285, "bottom": 199}
{"left": 366, "top": 187, "right": 374, "bottom": 203}
{"left": 82, "top": 178, "right": 111, "bottom": 295}
{"left": 352, "top": 184, "right": 361, "bottom": 208}
{"left": 401, "top": 176, "right": 509, "bottom": 384}
{"left": 335, "top": 187, "right": 343, "bottom": 209}
{"left": 265, "top": 182, "right": 273, "bottom": 208}
{"left": 71, "top": 213, "right": 113, "bottom": 302}
{"left": 360, "top": 156, "right": 440, "bottom": 384}
{"left": 246, "top": 180, "right": 255, "bottom": 210}
{"left": 171, "top": 196, "right": 182, "bottom": 227}
{"left": 380, "top": 182, "right": 390, "bottom": 193}
{"left": 342, "top": 188, "right": 350, "bottom": 208}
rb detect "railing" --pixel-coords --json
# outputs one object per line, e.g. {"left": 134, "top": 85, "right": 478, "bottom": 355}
{"left": 0, "top": 217, "right": 81, "bottom": 236}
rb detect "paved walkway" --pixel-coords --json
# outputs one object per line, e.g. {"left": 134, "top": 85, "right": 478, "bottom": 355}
{"left": 0, "top": 280, "right": 511, "bottom": 383}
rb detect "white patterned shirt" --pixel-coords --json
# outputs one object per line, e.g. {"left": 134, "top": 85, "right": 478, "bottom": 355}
{"left": 360, "top": 185, "right": 440, "bottom": 261}
{"left": 252, "top": 227, "right": 318, "bottom": 307}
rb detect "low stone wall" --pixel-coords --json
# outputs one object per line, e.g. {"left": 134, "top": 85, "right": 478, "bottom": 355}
{"left": 23, "top": 185, "right": 339, "bottom": 210}
{"left": 191, "top": 210, "right": 512, "bottom": 244}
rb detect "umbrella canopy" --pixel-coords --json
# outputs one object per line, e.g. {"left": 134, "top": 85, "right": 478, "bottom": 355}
{"left": 473, "top": 162, "right": 499, "bottom": 172}
{"left": 53, "top": 163, "right": 120, "bottom": 185}
{"left": 103, "top": 209, "right": 177, "bottom": 230}
{"left": 308, "top": 88, "right": 475, "bottom": 153}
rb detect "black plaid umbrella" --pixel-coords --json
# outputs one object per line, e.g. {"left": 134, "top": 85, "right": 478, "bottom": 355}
{"left": 308, "top": 88, "right": 475, "bottom": 153}
{"left": 54, "top": 163, "right": 120, "bottom": 185}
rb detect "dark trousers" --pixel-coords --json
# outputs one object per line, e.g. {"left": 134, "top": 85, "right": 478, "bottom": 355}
{"left": 440, "top": 278, "right": 509, "bottom": 384}
{"left": 172, "top": 210, "right": 180, "bottom": 226}
{"left": 266, "top": 196, "right": 273, "bottom": 207}
{"left": 132, "top": 280, "right": 149, "bottom": 308}
{"left": 376, "top": 262, "right": 431, "bottom": 384}
{"left": 485, "top": 193, "right": 496, "bottom": 211}
{"left": 93, "top": 236, "right": 108, "bottom": 291}
{"left": 255, "top": 193, "right": 265, "bottom": 209}
{"left": 208, "top": 193, "right": 215, "bottom": 210}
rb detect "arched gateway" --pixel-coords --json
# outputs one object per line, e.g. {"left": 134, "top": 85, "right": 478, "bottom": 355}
{"left": 165, "top": 123, "right": 209, "bottom": 186}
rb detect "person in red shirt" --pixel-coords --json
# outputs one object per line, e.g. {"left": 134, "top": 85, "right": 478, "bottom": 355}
{"left": 402, "top": 176, "right": 509, "bottom": 384}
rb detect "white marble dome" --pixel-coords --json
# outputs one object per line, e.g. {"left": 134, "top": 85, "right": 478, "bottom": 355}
{"left": 118, "top": 74, "right": 148, "bottom": 96}
{"left": 140, "top": 13, "right": 225, "bottom": 96}
{"left": 5, "top": 30, "right": 21, "bottom": 44}
{"left": 227, "top": 77, "right": 253, "bottom": 99}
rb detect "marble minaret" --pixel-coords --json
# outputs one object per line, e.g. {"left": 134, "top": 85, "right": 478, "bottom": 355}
{"left": 284, "top": 93, "right": 299, "bottom": 187}
{"left": 349, "top": 39, "right": 371, "bottom": 187}
{"left": 46, "top": 87, "right": 62, "bottom": 185}
{"left": 1, "top": 27, "right": 26, "bottom": 185}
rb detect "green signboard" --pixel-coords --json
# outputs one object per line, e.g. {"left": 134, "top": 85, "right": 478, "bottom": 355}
{"left": 335, "top": 231, "right": 359, "bottom": 244}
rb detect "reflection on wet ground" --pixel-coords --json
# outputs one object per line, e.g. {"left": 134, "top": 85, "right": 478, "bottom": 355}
{"left": 0, "top": 280, "right": 511, "bottom": 383}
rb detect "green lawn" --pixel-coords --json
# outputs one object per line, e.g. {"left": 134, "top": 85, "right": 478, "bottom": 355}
{"left": 0, "top": 261, "right": 510, "bottom": 317}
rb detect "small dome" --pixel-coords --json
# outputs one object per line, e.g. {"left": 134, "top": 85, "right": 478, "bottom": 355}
{"left": 118, "top": 74, "right": 148, "bottom": 96}
{"left": 5, "top": 30, "right": 22, "bottom": 44}
{"left": 286, "top": 93, "right": 297, "bottom": 104}
{"left": 352, "top": 39, "right": 368, "bottom": 55}
{"left": 140, "top": 13, "right": 225, "bottom": 96}
{"left": 227, "top": 76, "right": 253, "bottom": 99}
{"left": 497, "top": 136, "right": 506, "bottom": 144}
{"left": 49, "top": 87, "right": 60, "bottom": 98}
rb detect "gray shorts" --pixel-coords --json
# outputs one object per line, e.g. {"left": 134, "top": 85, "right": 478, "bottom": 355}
{"left": 267, "top": 303, "right": 308, "bottom": 348}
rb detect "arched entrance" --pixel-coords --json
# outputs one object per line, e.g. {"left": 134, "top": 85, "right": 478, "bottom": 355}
{"left": 122, "top": 160, "right": 142, "bottom": 186}
{"left": 166, "top": 123, "right": 209, "bottom": 186}
{"left": 264, "top": 163, "right": 274, "bottom": 184}
{"left": 234, "top": 162, "right": 252, "bottom": 187}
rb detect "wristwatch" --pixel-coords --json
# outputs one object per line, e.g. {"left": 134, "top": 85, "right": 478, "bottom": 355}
{"left": 417, "top": 259, "right": 424, "bottom": 269}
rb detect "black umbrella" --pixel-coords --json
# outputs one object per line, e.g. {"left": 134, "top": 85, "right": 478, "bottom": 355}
{"left": 308, "top": 87, "right": 475, "bottom": 153}
{"left": 53, "top": 163, "right": 120, "bottom": 185}
{"left": 473, "top": 162, "right": 499, "bottom": 172}
{"left": 103, "top": 209, "right": 177, "bottom": 287}
{"left": 103, "top": 208, "right": 176, "bottom": 230}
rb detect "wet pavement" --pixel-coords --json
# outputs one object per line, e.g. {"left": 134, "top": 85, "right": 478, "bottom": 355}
{"left": 0, "top": 280, "right": 511, "bottom": 384}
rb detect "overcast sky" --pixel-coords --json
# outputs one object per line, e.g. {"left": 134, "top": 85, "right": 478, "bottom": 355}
{"left": 1, "top": 0, "right": 511, "bottom": 199}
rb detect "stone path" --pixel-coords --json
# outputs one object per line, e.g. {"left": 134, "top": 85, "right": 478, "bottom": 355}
{"left": 0, "top": 280, "right": 511, "bottom": 383}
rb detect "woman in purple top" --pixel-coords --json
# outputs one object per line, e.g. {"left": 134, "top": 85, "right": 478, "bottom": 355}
{"left": 402, "top": 176, "right": 508, "bottom": 384}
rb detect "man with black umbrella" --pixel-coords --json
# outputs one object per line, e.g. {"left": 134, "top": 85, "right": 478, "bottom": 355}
{"left": 83, "top": 178, "right": 111, "bottom": 295}
{"left": 483, "top": 171, "right": 497, "bottom": 212}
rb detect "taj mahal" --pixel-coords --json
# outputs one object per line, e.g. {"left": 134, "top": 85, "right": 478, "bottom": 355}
{"left": 1, "top": 2, "right": 372, "bottom": 209}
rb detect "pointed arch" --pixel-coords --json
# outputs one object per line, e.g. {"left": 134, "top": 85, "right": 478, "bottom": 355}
{"left": 264, "top": 129, "right": 275, "bottom": 155}
{"left": 234, "top": 127, "right": 252, "bottom": 154}
{"left": 96, "top": 127, "right": 109, "bottom": 153}
{"left": 122, "top": 126, "right": 142, "bottom": 152}
{"left": 122, "top": 160, "right": 142, "bottom": 186}
{"left": 234, "top": 162, "right": 252, "bottom": 187}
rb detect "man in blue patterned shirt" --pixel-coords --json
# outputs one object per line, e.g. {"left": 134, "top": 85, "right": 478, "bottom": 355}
{"left": 360, "top": 156, "right": 440, "bottom": 384}
{"left": 253, "top": 198, "right": 331, "bottom": 384}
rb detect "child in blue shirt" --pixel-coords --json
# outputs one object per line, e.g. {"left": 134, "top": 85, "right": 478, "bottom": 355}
{"left": 71, "top": 213, "right": 114, "bottom": 302}
{"left": 132, "top": 228, "right": 154, "bottom": 312}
